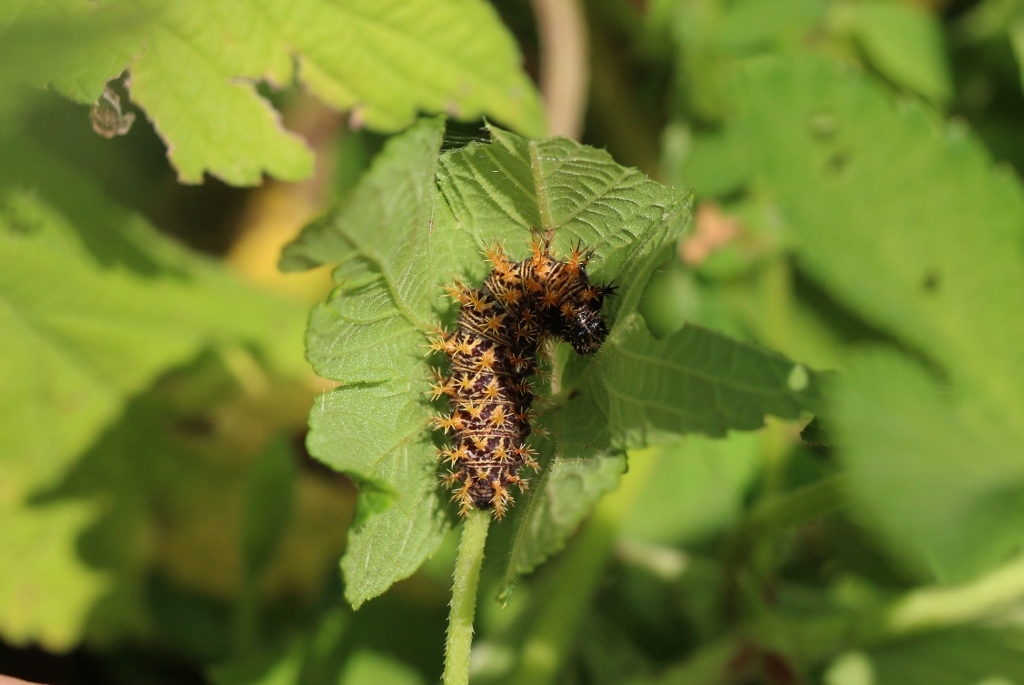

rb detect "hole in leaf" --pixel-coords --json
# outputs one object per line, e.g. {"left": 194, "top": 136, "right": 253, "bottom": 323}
{"left": 826, "top": 152, "right": 850, "bottom": 173}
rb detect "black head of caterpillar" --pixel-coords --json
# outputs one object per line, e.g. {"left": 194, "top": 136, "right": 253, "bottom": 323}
{"left": 427, "top": 233, "right": 614, "bottom": 518}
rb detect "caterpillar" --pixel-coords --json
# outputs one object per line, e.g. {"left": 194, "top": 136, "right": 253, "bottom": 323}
{"left": 427, "top": 233, "right": 614, "bottom": 518}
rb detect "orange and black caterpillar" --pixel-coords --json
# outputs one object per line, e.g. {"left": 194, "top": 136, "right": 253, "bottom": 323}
{"left": 427, "top": 234, "right": 614, "bottom": 518}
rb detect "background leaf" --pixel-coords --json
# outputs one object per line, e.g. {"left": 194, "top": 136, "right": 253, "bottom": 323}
{"left": 847, "top": 0, "right": 953, "bottom": 105}
{"left": 0, "top": 136, "right": 307, "bottom": 648}
{"left": 833, "top": 351, "right": 1024, "bottom": 580}
{"left": 26, "top": 0, "right": 544, "bottom": 185}
{"left": 620, "top": 432, "right": 761, "bottom": 546}
{"left": 241, "top": 437, "right": 297, "bottom": 577}
{"left": 734, "top": 54, "right": 1024, "bottom": 580}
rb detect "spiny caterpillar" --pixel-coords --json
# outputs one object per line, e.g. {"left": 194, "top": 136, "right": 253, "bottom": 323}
{"left": 427, "top": 233, "right": 614, "bottom": 518}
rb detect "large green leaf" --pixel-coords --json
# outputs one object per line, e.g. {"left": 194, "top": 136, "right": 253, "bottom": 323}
{"left": 0, "top": 6, "right": 141, "bottom": 103}
{"left": 294, "top": 117, "right": 696, "bottom": 605}
{"left": 14, "top": 0, "right": 544, "bottom": 185}
{"left": 294, "top": 117, "right": 828, "bottom": 603}
{"left": 0, "top": 135, "right": 306, "bottom": 648}
{"left": 847, "top": 0, "right": 952, "bottom": 105}
{"left": 832, "top": 351, "right": 1024, "bottom": 580}
{"left": 736, "top": 55, "right": 1024, "bottom": 404}
{"left": 734, "top": 55, "right": 1024, "bottom": 579}
{"left": 620, "top": 432, "right": 761, "bottom": 546}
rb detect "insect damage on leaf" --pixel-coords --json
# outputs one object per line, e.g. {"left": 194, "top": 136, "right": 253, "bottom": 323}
{"left": 427, "top": 232, "right": 615, "bottom": 518}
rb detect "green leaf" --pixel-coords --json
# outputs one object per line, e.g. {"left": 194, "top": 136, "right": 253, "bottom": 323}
{"left": 736, "top": 55, "right": 1024, "bottom": 408}
{"left": 0, "top": 135, "right": 306, "bottom": 648}
{"left": 340, "top": 649, "right": 425, "bottom": 685}
{"left": 847, "top": 0, "right": 953, "bottom": 105}
{"left": 30, "top": 397, "right": 198, "bottom": 650}
{"left": 296, "top": 115, "right": 821, "bottom": 600}
{"left": 620, "top": 433, "right": 761, "bottom": 546}
{"left": 505, "top": 449, "right": 627, "bottom": 578}
{"left": 575, "top": 316, "right": 821, "bottom": 442}
{"left": 503, "top": 318, "right": 819, "bottom": 574}
{"left": 833, "top": 351, "right": 1024, "bottom": 580}
{"left": 125, "top": 0, "right": 311, "bottom": 185}
{"left": 1011, "top": 18, "right": 1024, "bottom": 95}
{"left": 0, "top": 6, "right": 143, "bottom": 99}
{"left": 713, "top": 0, "right": 826, "bottom": 52}
{"left": 293, "top": 118, "right": 452, "bottom": 609}
{"left": 666, "top": 124, "right": 750, "bottom": 199}
{"left": 208, "top": 645, "right": 304, "bottom": 685}
{"left": 734, "top": 55, "right": 1024, "bottom": 579}
{"left": 251, "top": 0, "right": 545, "bottom": 135}
{"left": 26, "top": 0, "right": 544, "bottom": 185}
{"left": 295, "top": 117, "right": 694, "bottom": 604}
{"left": 799, "top": 416, "right": 834, "bottom": 447}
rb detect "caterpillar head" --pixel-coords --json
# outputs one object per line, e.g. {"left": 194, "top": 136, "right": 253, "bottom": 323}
{"left": 555, "top": 277, "right": 615, "bottom": 356}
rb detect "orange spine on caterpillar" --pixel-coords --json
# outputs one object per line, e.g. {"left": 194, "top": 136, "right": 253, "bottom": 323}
{"left": 428, "top": 232, "right": 615, "bottom": 518}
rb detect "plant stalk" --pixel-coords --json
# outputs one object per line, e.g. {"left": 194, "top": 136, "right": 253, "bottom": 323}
{"left": 509, "top": 446, "right": 660, "bottom": 685}
{"left": 443, "top": 510, "right": 492, "bottom": 685}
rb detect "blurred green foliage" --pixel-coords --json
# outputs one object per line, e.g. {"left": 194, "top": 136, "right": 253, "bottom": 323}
{"left": 3, "top": 0, "right": 1024, "bottom": 684}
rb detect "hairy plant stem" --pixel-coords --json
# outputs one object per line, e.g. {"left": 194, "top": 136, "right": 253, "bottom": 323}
{"left": 443, "top": 509, "right": 492, "bottom": 685}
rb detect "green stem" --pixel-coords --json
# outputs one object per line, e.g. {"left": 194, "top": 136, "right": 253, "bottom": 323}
{"left": 232, "top": 570, "right": 260, "bottom": 655}
{"left": 443, "top": 510, "right": 492, "bottom": 685}
{"left": 510, "top": 446, "right": 661, "bottom": 685}
{"left": 720, "top": 476, "right": 846, "bottom": 620}
{"left": 757, "top": 256, "right": 794, "bottom": 499}
{"left": 510, "top": 518, "right": 614, "bottom": 685}
{"left": 886, "top": 550, "right": 1024, "bottom": 635}
{"left": 745, "top": 475, "right": 847, "bottom": 533}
